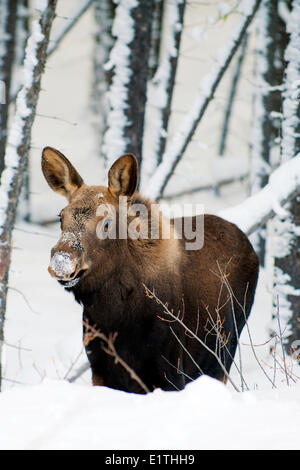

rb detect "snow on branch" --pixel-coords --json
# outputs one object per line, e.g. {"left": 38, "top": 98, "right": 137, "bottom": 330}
{"left": 218, "top": 153, "right": 300, "bottom": 236}
{"left": 0, "top": 0, "right": 57, "bottom": 388}
{"left": 144, "top": 0, "right": 262, "bottom": 200}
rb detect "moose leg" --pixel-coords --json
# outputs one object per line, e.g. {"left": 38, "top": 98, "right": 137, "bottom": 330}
{"left": 92, "top": 371, "right": 104, "bottom": 386}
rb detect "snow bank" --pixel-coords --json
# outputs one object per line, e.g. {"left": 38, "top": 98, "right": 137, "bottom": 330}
{"left": 0, "top": 375, "right": 300, "bottom": 450}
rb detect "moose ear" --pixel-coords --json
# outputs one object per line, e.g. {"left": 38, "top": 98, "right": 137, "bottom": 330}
{"left": 42, "top": 147, "right": 84, "bottom": 200}
{"left": 108, "top": 154, "right": 138, "bottom": 199}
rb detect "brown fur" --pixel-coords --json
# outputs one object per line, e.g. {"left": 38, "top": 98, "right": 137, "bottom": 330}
{"left": 42, "top": 147, "right": 259, "bottom": 393}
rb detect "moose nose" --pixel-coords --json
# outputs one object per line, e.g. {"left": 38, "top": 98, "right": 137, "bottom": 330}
{"left": 48, "top": 251, "right": 79, "bottom": 281}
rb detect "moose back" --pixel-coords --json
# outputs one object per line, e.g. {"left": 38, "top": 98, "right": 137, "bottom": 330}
{"left": 42, "top": 147, "right": 259, "bottom": 393}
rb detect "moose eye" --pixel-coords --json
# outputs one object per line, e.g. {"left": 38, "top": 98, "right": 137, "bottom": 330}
{"left": 103, "top": 219, "right": 111, "bottom": 232}
{"left": 57, "top": 213, "right": 63, "bottom": 228}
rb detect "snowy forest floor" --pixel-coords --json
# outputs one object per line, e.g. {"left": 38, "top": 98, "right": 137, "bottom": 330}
{"left": 1, "top": 220, "right": 300, "bottom": 450}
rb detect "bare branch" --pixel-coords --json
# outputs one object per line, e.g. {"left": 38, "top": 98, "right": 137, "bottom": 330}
{"left": 143, "top": 284, "right": 240, "bottom": 392}
{"left": 83, "top": 320, "right": 150, "bottom": 393}
{"left": 47, "top": 0, "right": 94, "bottom": 56}
{"left": 9, "top": 0, "right": 95, "bottom": 104}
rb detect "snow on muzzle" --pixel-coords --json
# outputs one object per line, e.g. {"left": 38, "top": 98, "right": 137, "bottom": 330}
{"left": 48, "top": 250, "right": 87, "bottom": 287}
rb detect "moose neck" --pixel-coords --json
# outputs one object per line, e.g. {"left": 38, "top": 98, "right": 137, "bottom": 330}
{"left": 70, "top": 232, "right": 181, "bottom": 329}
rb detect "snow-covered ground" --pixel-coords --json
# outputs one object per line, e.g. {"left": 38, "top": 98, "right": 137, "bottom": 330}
{"left": 1, "top": 0, "right": 300, "bottom": 450}
{"left": 2, "top": 220, "right": 300, "bottom": 450}
{"left": 1, "top": 375, "right": 300, "bottom": 450}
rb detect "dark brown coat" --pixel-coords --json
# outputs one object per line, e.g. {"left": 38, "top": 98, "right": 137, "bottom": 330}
{"left": 42, "top": 147, "right": 259, "bottom": 393}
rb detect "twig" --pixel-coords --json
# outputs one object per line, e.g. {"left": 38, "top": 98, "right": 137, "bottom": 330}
{"left": 143, "top": 284, "right": 240, "bottom": 392}
{"left": 218, "top": 33, "right": 248, "bottom": 157}
{"left": 161, "top": 354, "right": 194, "bottom": 382}
{"left": 169, "top": 325, "right": 204, "bottom": 376}
{"left": 161, "top": 173, "right": 247, "bottom": 200}
{"left": 218, "top": 271, "right": 276, "bottom": 388}
{"left": 163, "top": 372, "right": 180, "bottom": 391}
{"left": 83, "top": 321, "right": 150, "bottom": 393}
{"left": 63, "top": 346, "right": 85, "bottom": 380}
{"left": 67, "top": 361, "right": 90, "bottom": 383}
{"left": 8, "top": 286, "right": 40, "bottom": 315}
{"left": 275, "top": 295, "right": 289, "bottom": 386}
{"left": 215, "top": 261, "right": 244, "bottom": 391}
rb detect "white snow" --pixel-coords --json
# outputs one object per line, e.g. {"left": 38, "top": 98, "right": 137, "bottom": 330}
{"left": 0, "top": 375, "right": 300, "bottom": 450}
{"left": 49, "top": 251, "right": 76, "bottom": 279}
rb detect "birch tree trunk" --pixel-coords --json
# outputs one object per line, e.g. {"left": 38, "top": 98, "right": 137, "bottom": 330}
{"left": 141, "top": 0, "right": 186, "bottom": 184}
{"left": 0, "top": 0, "right": 18, "bottom": 176}
{"left": 148, "top": 0, "right": 164, "bottom": 80}
{"left": 269, "top": 0, "right": 300, "bottom": 356}
{"left": 92, "top": 0, "right": 115, "bottom": 163}
{"left": 250, "top": 0, "right": 288, "bottom": 265}
{"left": 156, "top": 0, "right": 186, "bottom": 165}
{"left": 0, "top": 0, "right": 57, "bottom": 390}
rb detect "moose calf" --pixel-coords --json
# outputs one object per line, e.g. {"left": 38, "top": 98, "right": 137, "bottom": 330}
{"left": 42, "top": 147, "right": 258, "bottom": 393}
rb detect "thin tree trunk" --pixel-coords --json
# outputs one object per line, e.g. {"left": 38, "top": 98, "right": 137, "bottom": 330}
{"left": 157, "top": 0, "right": 186, "bottom": 165}
{"left": 0, "top": 0, "right": 18, "bottom": 176}
{"left": 148, "top": 0, "right": 164, "bottom": 80}
{"left": 16, "top": 0, "right": 31, "bottom": 222}
{"left": 92, "top": 0, "right": 115, "bottom": 163}
{"left": 219, "top": 33, "right": 248, "bottom": 157}
{"left": 0, "top": 0, "right": 57, "bottom": 390}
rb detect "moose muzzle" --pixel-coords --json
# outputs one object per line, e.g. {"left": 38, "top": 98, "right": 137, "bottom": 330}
{"left": 48, "top": 249, "right": 88, "bottom": 287}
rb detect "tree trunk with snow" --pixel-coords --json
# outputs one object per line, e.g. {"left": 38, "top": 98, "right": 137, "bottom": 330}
{"left": 0, "top": 0, "right": 57, "bottom": 390}
{"left": 148, "top": 0, "right": 164, "bottom": 80}
{"left": 141, "top": 0, "right": 186, "bottom": 183}
{"left": 156, "top": 0, "right": 186, "bottom": 165}
{"left": 16, "top": 0, "right": 31, "bottom": 222}
{"left": 103, "top": 0, "right": 154, "bottom": 169}
{"left": 0, "top": 0, "right": 18, "bottom": 176}
{"left": 92, "top": 0, "right": 115, "bottom": 163}
{"left": 123, "top": 0, "right": 154, "bottom": 168}
{"left": 269, "top": 0, "right": 300, "bottom": 356}
{"left": 250, "top": 0, "right": 289, "bottom": 265}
